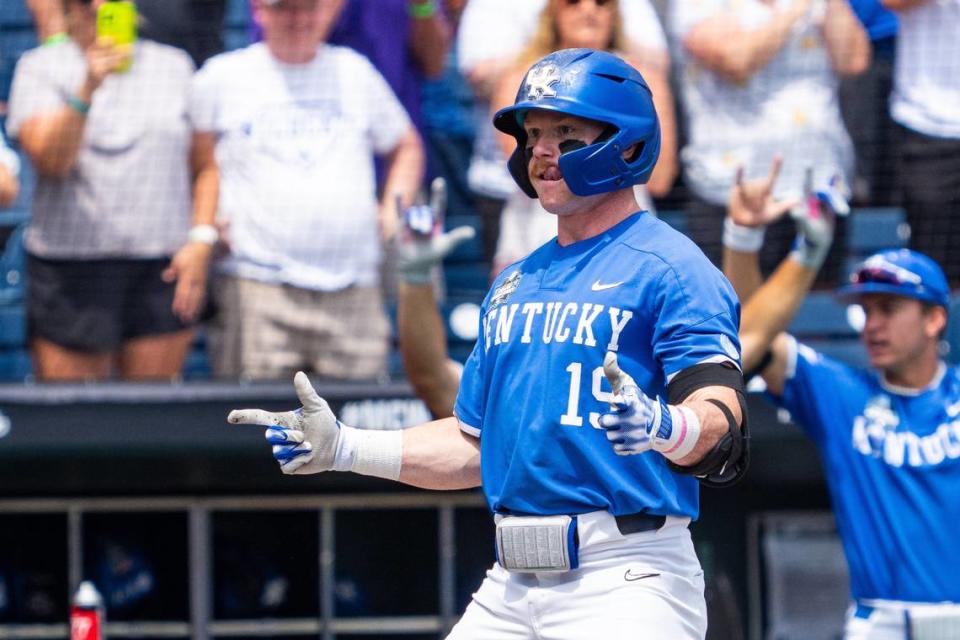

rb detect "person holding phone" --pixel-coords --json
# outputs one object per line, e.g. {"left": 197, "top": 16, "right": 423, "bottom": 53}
{"left": 5, "top": 0, "right": 204, "bottom": 381}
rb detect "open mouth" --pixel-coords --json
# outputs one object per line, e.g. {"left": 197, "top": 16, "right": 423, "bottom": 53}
{"left": 537, "top": 166, "right": 563, "bottom": 182}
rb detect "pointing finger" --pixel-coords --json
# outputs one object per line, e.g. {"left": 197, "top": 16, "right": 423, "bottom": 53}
{"left": 228, "top": 408, "right": 299, "bottom": 428}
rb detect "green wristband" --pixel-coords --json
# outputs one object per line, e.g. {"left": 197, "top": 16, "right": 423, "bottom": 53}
{"left": 43, "top": 32, "right": 69, "bottom": 47}
{"left": 408, "top": 0, "right": 437, "bottom": 19}
{"left": 67, "top": 95, "right": 91, "bottom": 116}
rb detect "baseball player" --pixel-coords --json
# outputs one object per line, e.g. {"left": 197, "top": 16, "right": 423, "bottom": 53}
{"left": 230, "top": 48, "right": 748, "bottom": 639}
{"left": 724, "top": 168, "right": 960, "bottom": 639}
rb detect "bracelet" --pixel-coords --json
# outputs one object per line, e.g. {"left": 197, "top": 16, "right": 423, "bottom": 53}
{"left": 408, "top": 0, "right": 438, "bottom": 19}
{"left": 43, "top": 32, "right": 69, "bottom": 47}
{"left": 722, "top": 217, "right": 765, "bottom": 252}
{"left": 187, "top": 224, "right": 219, "bottom": 245}
{"left": 66, "top": 95, "right": 91, "bottom": 116}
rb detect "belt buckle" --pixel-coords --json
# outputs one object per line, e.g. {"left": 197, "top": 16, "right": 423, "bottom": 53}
{"left": 495, "top": 514, "right": 578, "bottom": 573}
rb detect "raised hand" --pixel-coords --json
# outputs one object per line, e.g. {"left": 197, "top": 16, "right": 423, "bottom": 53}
{"left": 397, "top": 178, "right": 476, "bottom": 285}
{"left": 228, "top": 372, "right": 343, "bottom": 475}
{"left": 789, "top": 168, "right": 849, "bottom": 269}
{"left": 726, "top": 155, "right": 800, "bottom": 229}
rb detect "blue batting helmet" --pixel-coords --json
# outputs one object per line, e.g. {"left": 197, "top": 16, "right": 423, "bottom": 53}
{"left": 837, "top": 249, "right": 950, "bottom": 308}
{"left": 493, "top": 48, "right": 661, "bottom": 198}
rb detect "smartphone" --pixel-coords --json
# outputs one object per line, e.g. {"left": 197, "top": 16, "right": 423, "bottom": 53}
{"left": 96, "top": 1, "right": 138, "bottom": 72}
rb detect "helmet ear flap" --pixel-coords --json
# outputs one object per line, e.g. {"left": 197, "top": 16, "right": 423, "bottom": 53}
{"left": 508, "top": 146, "right": 538, "bottom": 198}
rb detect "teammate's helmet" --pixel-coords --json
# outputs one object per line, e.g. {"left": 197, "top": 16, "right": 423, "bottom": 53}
{"left": 837, "top": 249, "right": 950, "bottom": 308}
{"left": 493, "top": 48, "right": 661, "bottom": 198}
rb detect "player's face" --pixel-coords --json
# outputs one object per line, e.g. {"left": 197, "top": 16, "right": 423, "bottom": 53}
{"left": 859, "top": 294, "right": 944, "bottom": 371}
{"left": 523, "top": 110, "right": 607, "bottom": 216}
{"left": 258, "top": 0, "right": 344, "bottom": 62}
{"left": 554, "top": 0, "right": 616, "bottom": 50}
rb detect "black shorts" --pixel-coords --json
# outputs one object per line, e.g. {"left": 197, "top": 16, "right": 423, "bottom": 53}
{"left": 27, "top": 253, "right": 191, "bottom": 352}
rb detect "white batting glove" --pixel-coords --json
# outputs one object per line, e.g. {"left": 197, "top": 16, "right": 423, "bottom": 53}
{"left": 598, "top": 352, "right": 700, "bottom": 462}
{"left": 228, "top": 371, "right": 343, "bottom": 475}
{"left": 788, "top": 169, "right": 849, "bottom": 270}
{"left": 397, "top": 177, "right": 476, "bottom": 285}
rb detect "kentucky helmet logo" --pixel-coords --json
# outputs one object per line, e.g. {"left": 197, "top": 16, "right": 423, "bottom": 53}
{"left": 525, "top": 63, "right": 561, "bottom": 101}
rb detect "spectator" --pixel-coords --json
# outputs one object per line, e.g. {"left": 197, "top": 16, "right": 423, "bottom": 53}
{"left": 489, "top": 0, "right": 677, "bottom": 273}
{"left": 669, "top": 0, "right": 870, "bottom": 272}
{"left": 6, "top": 0, "right": 199, "bottom": 381}
{"left": 458, "top": 0, "right": 674, "bottom": 268}
{"left": 880, "top": 0, "right": 960, "bottom": 284}
{"left": 328, "top": 0, "right": 450, "bottom": 138}
{"left": 191, "top": 0, "right": 424, "bottom": 381}
{"left": 26, "top": 0, "right": 226, "bottom": 67}
{"left": 0, "top": 131, "right": 19, "bottom": 209}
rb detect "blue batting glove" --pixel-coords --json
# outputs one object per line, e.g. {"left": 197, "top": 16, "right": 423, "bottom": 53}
{"left": 598, "top": 352, "right": 671, "bottom": 456}
{"left": 228, "top": 371, "right": 344, "bottom": 475}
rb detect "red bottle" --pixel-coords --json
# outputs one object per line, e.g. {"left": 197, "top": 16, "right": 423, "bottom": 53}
{"left": 70, "top": 581, "right": 105, "bottom": 640}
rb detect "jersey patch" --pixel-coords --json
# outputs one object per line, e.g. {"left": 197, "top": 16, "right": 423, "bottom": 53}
{"left": 490, "top": 270, "right": 522, "bottom": 310}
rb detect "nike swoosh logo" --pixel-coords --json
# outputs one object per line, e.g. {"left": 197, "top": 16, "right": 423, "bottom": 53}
{"left": 592, "top": 280, "right": 624, "bottom": 291}
{"left": 624, "top": 570, "right": 660, "bottom": 582}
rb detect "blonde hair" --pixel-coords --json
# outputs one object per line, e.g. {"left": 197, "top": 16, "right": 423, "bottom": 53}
{"left": 518, "top": 0, "right": 626, "bottom": 68}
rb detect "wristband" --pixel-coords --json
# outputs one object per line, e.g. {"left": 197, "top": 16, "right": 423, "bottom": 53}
{"left": 66, "top": 95, "right": 91, "bottom": 116}
{"left": 408, "top": 0, "right": 438, "bottom": 19}
{"left": 333, "top": 425, "right": 403, "bottom": 481}
{"left": 188, "top": 224, "right": 219, "bottom": 245}
{"left": 43, "top": 32, "right": 69, "bottom": 47}
{"left": 722, "top": 217, "right": 765, "bottom": 253}
{"left": 653, "top": 404, "right": 701, "bottom": 462}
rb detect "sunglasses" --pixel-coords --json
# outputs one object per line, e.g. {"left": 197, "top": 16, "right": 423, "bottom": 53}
{"left": 851, "top": 260, "right": 923, "bottom": 287}
{"left": 562, "top": 0, "right": 614, "bottom": 7}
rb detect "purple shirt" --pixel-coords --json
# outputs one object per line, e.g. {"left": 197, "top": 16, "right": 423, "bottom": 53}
{"left": 328, "top": 0, "right": 424, "bottom": 134}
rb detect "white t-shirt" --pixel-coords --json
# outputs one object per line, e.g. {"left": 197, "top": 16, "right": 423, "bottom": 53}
{"left": 670, "top": 0, "right": 854, "bottom": 205}
{"left": 190, "top": 43, "right": 410, "bottom": 291}
{"left": 7, "top": 40, "right": 194, "bottom": 259}
{"left": 457, "top": 0, "right": 668, "bottom": 200}
{"left": 889, "top": 0, "right": 960, "bottom": 139}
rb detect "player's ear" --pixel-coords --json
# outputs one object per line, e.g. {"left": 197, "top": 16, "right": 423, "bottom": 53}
{"left": 620, "top": 143, "right": 640, "bottom": 161}
{"left": 923, "top": 304, "right": 947, "bottom": 340}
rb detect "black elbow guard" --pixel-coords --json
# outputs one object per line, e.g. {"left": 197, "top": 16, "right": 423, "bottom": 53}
{"left": 666, "top": 363, "right": 750, "bottom": 488}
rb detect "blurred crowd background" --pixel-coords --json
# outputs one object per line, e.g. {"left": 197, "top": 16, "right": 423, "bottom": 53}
{"left": 0, "top": 0, "right": 956, "bottom": 383}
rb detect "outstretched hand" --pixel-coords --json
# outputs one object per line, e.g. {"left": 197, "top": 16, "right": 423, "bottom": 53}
{"left": 228, "top": 372, "right": 343, "bottom": 475}
{"left": 397, "top": 178, "right": 476, "bottom": 285}
{"left": 726, "top": 155, "right": 800, "bottom": 228}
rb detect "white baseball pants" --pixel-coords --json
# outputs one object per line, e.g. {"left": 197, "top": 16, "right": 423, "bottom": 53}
{"left": 446, "top": 512, "right": 707, "bottom": 640}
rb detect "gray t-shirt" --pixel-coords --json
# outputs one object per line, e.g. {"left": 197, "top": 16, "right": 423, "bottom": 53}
{"left": 6, "top": 40, "right": 194, "bottom": 259}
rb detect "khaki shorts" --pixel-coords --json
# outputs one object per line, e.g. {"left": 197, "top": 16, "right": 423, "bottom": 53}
{"left": 208, "top": 275, "right": 389, "bottom": 381}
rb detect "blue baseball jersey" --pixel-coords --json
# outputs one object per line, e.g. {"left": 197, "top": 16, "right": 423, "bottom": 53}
{"left": 770, "top": 339, "right": 960, "bottom": 602}
{"left": 454, "top": 212, "right": 741, "bottom": 519}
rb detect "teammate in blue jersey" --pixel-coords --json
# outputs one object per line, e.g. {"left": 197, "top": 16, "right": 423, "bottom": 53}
{"left": 230, "top": 48, "right": 748, "bottom": 640}
{"left": 724, "top": 165, "right": 960, "bottom": 639}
